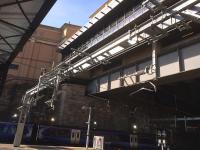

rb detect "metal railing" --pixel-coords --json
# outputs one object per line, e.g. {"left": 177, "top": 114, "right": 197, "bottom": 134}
{"left": 83, "top": 5, "right": 146, "bottom": 48}
{"left": 66, "top": 5, "right": 147, "bottom": 60}
{"left": 65, "top": 2, "right": 158, "bottom": 60}
{"left": 73, "top": 4, "right": 151, "bottom": 53}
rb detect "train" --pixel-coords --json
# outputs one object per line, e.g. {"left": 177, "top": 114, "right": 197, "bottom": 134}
{"left": 0, "top": 121, "right": 157, "bottom": 149}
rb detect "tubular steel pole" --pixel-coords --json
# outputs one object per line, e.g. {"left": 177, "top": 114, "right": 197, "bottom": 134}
{"left": 86, "top": 107, "right": 92, "bottom": 149}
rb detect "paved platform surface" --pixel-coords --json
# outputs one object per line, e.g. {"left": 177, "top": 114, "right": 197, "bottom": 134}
{"left": 0, "top": 144, "right": 92, "bottom": 150}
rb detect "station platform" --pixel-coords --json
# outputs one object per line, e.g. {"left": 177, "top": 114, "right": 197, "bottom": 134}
{"left": 0, "top": 144, "right": 92, "bottom": 150}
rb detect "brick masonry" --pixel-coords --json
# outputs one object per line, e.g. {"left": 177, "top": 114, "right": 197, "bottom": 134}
{"left": 55, "top": 83, "right": 132, "bottom": 131}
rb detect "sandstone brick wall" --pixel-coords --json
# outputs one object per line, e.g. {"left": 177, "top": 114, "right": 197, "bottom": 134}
{"left": 0, "top": 23, "right": 81, "bottom": 121}
{"left": 55, "top": 83, "right": 132, "bottom": 131}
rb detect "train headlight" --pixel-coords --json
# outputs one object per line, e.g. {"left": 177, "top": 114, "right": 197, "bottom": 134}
{"left": 163, "top": 139, "right": 166, "bottom": 144}
{"left": 12, "top": 113, "right": 18, "bottom": 118}
{"left": 158, "top": 139, "right": 161, "bottom": 144}
{"left": 51, "top": 117, "right": 55, "bottom": 122}
{"left": 133, "top": 124, "right": 137, "bottom": 130}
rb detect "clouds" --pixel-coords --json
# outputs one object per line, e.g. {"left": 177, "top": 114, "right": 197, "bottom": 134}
{"left": 42, "top": 0, "right": 106, "bottom": 27}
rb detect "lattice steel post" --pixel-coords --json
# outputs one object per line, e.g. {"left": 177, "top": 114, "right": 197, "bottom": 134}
{"left": 13, "top": 95, "right": 31, "bottom": 147}
{"left": 50, "top": 70, "right": 61, "bottom": 109}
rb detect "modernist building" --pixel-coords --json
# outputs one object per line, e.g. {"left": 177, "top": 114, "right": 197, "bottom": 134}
{"left": 52, "top": 0, "right": 200, "bottom": 148}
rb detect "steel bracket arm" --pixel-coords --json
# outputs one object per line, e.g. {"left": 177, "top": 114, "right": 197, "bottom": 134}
{"left": 47, "top": 69, "right": 62, "bottom": 109}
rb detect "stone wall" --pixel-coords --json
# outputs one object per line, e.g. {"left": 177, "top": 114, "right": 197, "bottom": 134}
{"left": 55, "top": 83, "right": 132, "bottom": 131}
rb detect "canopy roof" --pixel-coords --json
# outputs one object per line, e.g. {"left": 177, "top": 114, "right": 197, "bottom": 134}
{"left": 0, "top": 0, "right": 56, "bottom": 66}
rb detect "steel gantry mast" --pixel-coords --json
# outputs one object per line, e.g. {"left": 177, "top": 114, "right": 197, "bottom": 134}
{"left": 13, "top": 0, "right": 200, "bottom": 147}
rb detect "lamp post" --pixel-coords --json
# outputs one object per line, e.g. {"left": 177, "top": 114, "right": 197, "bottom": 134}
{"left": 51, "top": 117, "right": 55, "bottom": 122}
{"left": 12, "top": 113, "right": 18, "bottom": 123}
{"left": 157, "top": 129, "right": 167, "bottom": 150}
{"left": 82, "top": 106, "right": 92, "bottom": 149}
{"left": 131, "top": 123, "right": 138, "bottom": 148}
{"left": 93, "top": 121, "right": 97, "bottom": 130}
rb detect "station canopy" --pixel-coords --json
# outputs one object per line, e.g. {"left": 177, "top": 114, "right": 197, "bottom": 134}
{"left": 0, "top": 0, "right": 56, "bottom": 66}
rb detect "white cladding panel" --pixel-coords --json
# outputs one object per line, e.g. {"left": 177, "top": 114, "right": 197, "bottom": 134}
{"left": 123, "top": 66, "right": 136, "bottom": 86}
{"left": 99, "top": 76, "right": 108, "bottom": 92}
{"left": 159, "top": 51, "right": 179, "bottom": 77}
{"left": 110, "top": 72, "right": 120, "bottom": 89}
{"left": 89, "top": 42, "right": 200, "bottom": 94}
{"left": 182, "top": 43, "right": 200, "bottom": 71}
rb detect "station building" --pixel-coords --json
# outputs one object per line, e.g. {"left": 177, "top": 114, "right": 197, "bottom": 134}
{"left": 1, "top": 0, "right": 200, "bottom": 148}
{"left": 51, "top": 0, "right": 200, "bottom": 147}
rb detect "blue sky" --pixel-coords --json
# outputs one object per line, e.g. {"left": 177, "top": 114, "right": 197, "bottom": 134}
{"left": 42, "top": 0, "right": 107, "bottom": 28}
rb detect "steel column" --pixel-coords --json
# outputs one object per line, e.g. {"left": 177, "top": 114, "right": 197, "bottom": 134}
{"left": 152, "top": 40, "right": 158, "bottom": 79}
{"left": 86, "top": 107, "right": 92, "bottom": 149}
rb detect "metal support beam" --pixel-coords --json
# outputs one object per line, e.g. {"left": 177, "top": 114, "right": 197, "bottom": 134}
{"left": 0, "top": 48, "right": 12, "bottom": 53}
{"left": 33, "top": 73, "right": 43, "bottom": 106}
{"left": 120, "top": 69, "right": 146, "bottom": 81}
{"left": 180, "top": 13, "right": 200, "bottom": 24}
{"left": 45, "top": 70, "right": 61, "bottom": 109}
{"left": 129, "top": 81, "right": 156, "bottom": 96}
{"left": 108, "top": 73, "right": 111, "bottom": 90}
{"left": 178, "top": 48, "right": 184, "bottom": 72}
{"left": 0, "top": 19, "right": 27, "bottom": 31}
{"left": 71, "top": 48, "right": 91, "bottom": 57}
{"left": 152, "top": 116, "right": 200, "bottom": 122}
{"left": 152, "top": 40, "right": 158, "bottom": 79}
{"left": 120, "top": 69, "right": 124, "bottom": 87}
{"left": 0, "top": 34, "right": 23, "bottom": 41}
{"left": 16, "top": 0, "right": 31, "bottom": 25}
{"left": 0, "top": 34, "right": 15, "bottom": 51}
{"left": 0, "top": 0, "right": 33, "bottom": 8}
